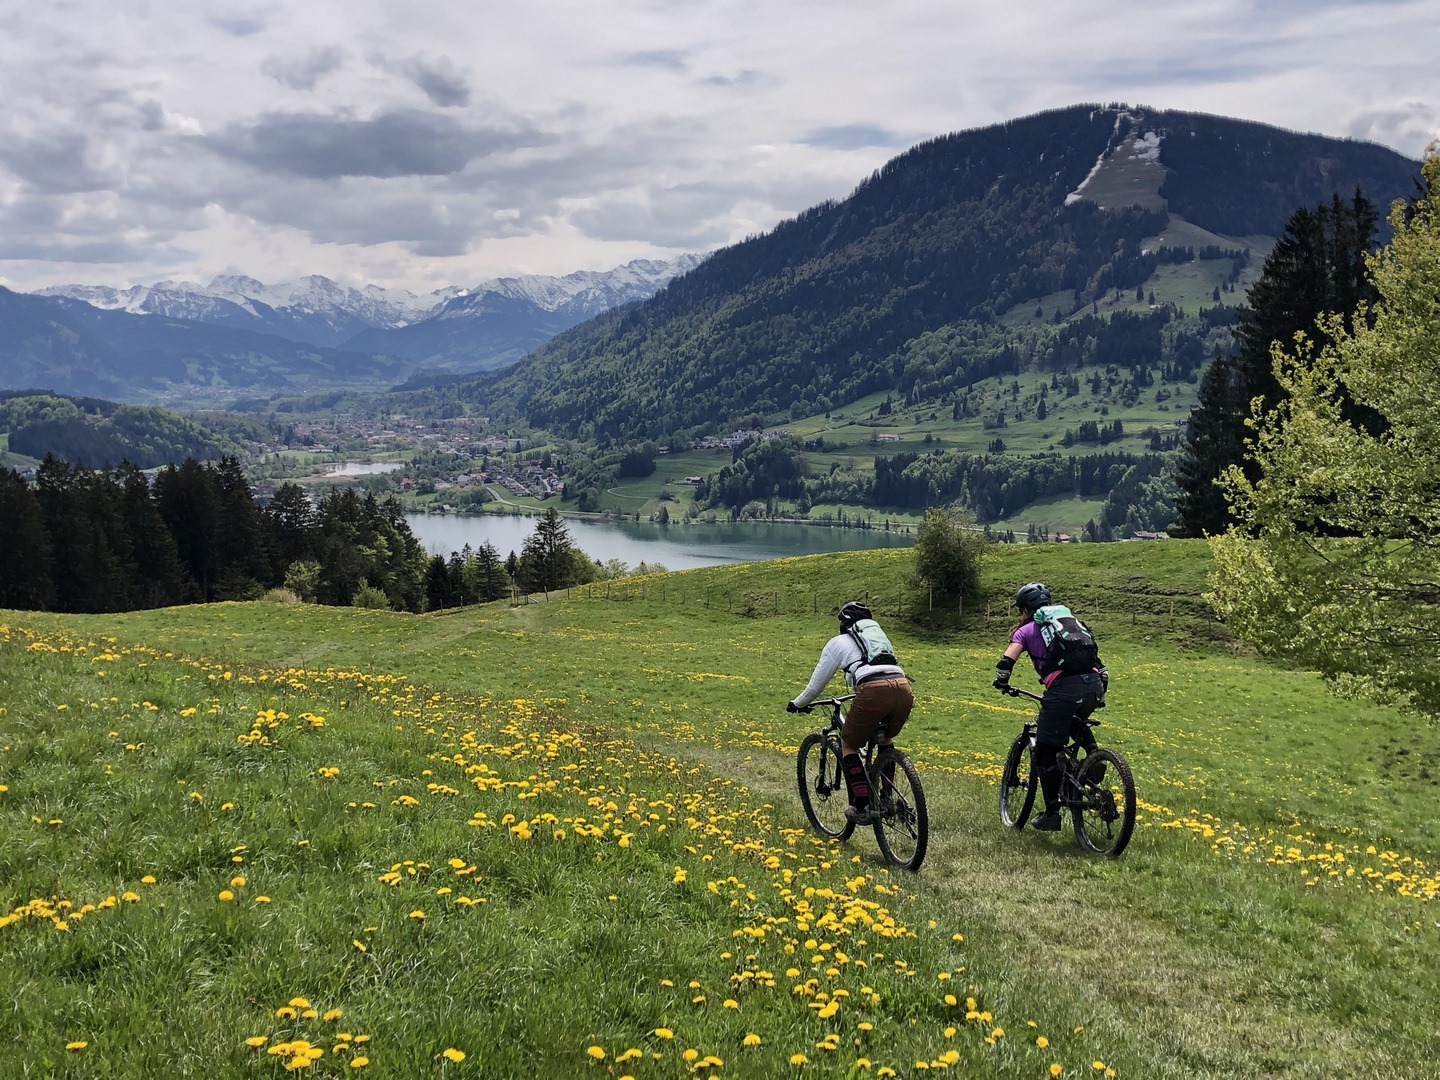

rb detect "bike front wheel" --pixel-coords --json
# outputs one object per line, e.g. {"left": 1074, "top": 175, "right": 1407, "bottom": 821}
{"left": 797, "top": 731, "right": 855, "bottom": 840}
{"left": 872, "top": 747, "right": 928, "bottom": 871}
{"left": 998, "top": 732, "right": 1037, "bottom": 828}
{"left": 1072, "top": 747, "right": 1136, "bottom": 857}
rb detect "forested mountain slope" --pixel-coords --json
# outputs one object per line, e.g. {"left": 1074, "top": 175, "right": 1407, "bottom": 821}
{"left": 457, "top": 104, "right": 1419, "bottom": 441}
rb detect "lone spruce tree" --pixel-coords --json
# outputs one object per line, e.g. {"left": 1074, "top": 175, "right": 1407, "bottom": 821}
{"left": 520, "top": 508, "right": 576, "bottom": 592}
{"left": 1170, "top": 190, "right": 1381, "bottom": 536}
{"left": 1208, "top": 151, "right": 1440, "bottom": 720}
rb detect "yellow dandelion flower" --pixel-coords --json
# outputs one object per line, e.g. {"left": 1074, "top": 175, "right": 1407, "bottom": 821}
{"left": 743, "top": 1033, "right": 761, "bottom": 1047}
{"left": 683, "top": 1048, "right": 699, "bottom": 1062}
{"left": 654, "top": 1028, "right": 674, "bottom": 1039}
{"left": 442, "top": 1048, "right": 466, "bottom": 1062}
{"left": 230, "top": 876, "right": 247, "bottom": 888}
{"left": 276, "top": 1007, "right": 297, "bottom": 1019}
{"left": 324, "top": 1009, "right": 343, "bottom": 1022}
{"left": 1037, "top": 1036, "right": 1050, "bottom": 1048}
{"left": 217, "top": 890, "right": 235, "bottom": 902}
{"left": 140, "top": 875, "right": 156, "bottom": 884}
{"left": 1050, "top": 1066, "right": 1063, "bottom": 1078}
{"left": 255, "top": 895, "right": 272, "bottom": 903}
{"left": 723, "top": 999, "right": 739, "bottom": 1009}
{"left": 409, "top": 910, "right": 425, "bottom": 920}
{"left": 65, "top": 1041, "right": 88, "bottom": 1051}
{"left": 1092, "top": 1062, "right": 1105, "bottom": 1071}
{"left": 247, "top": 1036, "right": 268, "bottom": 1048}
{"left": 351, "top": 1057, "right": 369, "bottom": 1068}
{"left": 790, "top": 1053, "right": 809, "bottom": 1065}
{"left": 587, "top": 1046, "right": 605, "bottom": 1060}
{"left": 289, "top": 998, "right": 312, "bottom": 1009}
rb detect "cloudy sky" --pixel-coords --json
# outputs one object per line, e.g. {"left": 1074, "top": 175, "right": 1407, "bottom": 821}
{"left": 2, "top": 0, "right": 1437, "bottom": 296}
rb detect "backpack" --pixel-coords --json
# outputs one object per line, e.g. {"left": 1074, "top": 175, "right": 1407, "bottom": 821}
{"left": 1032, "top": 604, "right": 1099, "bottom": 673}
{"left": 847, "top": 618, "right": 898, "bottom": 667}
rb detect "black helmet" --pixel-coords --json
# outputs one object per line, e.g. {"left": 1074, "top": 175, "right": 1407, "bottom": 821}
{"left": 1014, "top": 582, "right": 1051, "bottom": 612}
{"left": 838, "top": 601, "right": 872, "bottom": 629}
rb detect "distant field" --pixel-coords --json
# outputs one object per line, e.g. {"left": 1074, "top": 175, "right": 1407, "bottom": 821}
{"left": 4, "top": 540, "right": 1437, "bottom": 1077}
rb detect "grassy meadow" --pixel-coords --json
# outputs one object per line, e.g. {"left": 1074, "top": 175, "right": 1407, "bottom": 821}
{"left": 2, "top": 540, "right": 1438, "bottom": 1078}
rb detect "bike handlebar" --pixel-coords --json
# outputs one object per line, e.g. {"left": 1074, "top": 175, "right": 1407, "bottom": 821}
{"left": 794, "top": 694, "right": 856, "bottom": 713}
{"left": 999, "top": 685, "right": 1043, "bottom": 702}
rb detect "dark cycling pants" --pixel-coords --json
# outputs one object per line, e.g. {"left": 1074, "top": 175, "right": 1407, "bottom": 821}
{"left": 1035, "top": 671, "right": 1104, "bottom": 813}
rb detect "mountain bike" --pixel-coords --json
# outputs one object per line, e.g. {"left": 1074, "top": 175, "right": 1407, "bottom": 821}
{"left": 794, "top": 695, "right": 929, "bottom": 871}
{"left": 997, "top": 686, "right": 1136, "bottom": 857}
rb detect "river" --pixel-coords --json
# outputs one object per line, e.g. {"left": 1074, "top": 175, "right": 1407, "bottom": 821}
{"left": 405, "top": 513, "right": 914, "bottom": 570}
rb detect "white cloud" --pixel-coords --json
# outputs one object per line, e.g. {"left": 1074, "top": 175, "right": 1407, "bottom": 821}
{"left": 0, "top": 0, "right": 1436, "bottom": 293}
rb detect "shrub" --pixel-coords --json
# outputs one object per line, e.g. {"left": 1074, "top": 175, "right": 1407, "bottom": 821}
{"left": 351, "top": 583, "right": 392, "bottom": 610}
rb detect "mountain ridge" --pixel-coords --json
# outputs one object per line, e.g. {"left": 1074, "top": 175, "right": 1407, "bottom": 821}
{"left": 445, "top": 103, "right": 1421, "bottom": 441}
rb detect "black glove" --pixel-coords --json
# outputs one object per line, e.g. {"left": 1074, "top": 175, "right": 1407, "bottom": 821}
{"left": 994, "top": 654, "right": 1015, "bottom": 691}
{"left": 786, "top": 700, "right": 801, "bottom": 713}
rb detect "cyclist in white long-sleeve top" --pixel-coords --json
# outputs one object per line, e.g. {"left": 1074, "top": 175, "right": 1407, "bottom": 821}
{"left": 788, "top": 601, "right": 914, "bottom": 825}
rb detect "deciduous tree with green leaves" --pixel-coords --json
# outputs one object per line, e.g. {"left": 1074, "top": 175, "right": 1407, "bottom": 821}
{"left": 909, "top": 506, "right": 987, "bottom": 608}
{"left": 1209, "top": 151, "right": 1440, "bottom": 719}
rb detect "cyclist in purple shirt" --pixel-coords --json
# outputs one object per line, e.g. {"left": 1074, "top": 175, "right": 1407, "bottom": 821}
{"left": 993, "top": 581, "right": 1109, "bottom": 831}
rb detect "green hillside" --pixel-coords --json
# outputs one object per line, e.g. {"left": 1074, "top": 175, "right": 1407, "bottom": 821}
{"left": 3, "top": 542, "right": 1436, "bottom": 1077}
{"left": 0, "top": 391, "right": 257, "bottom": 468}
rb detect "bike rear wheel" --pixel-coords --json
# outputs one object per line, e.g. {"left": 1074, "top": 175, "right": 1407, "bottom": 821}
{"left": 999, "top": 732, "right": 1037, "bottom": 828}
{"left": 1072, "top": 747, "right": 1136, "bottom": 857}
{"left": 872, "top": 747, "right": 928, "bottom": 871}
{"left": 797, "top": 731, "right": 855, "bottom": 840}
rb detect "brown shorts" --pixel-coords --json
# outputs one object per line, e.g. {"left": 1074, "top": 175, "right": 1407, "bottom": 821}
{"left": 843, "top": 676, "right": 914, "bottom": 748}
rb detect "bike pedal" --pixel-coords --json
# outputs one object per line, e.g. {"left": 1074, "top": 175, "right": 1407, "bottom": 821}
{"left": 844, "top": 804, "right": 876, "bottom": 826}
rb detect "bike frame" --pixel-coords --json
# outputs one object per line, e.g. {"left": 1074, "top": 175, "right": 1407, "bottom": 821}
{"left": 795, "top": 695, "right": 928, "bottom": 870}
{"left": 1005, "top": 685, "right": 1096, "bottom": 808}
{"left": 997, "top": 683, "right": 1135, "bottom": 856}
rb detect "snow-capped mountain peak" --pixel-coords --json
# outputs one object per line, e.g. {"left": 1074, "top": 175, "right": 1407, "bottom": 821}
{"left": 31, "top": 254, "right": 706, "bottom": 355}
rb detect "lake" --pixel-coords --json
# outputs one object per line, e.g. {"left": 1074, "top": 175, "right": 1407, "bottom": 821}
{"left": 405, "top": 513, "right": 915, "bottom": 570}
{"left": 326, "top": 461, "right": 404, "bottom": 476}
